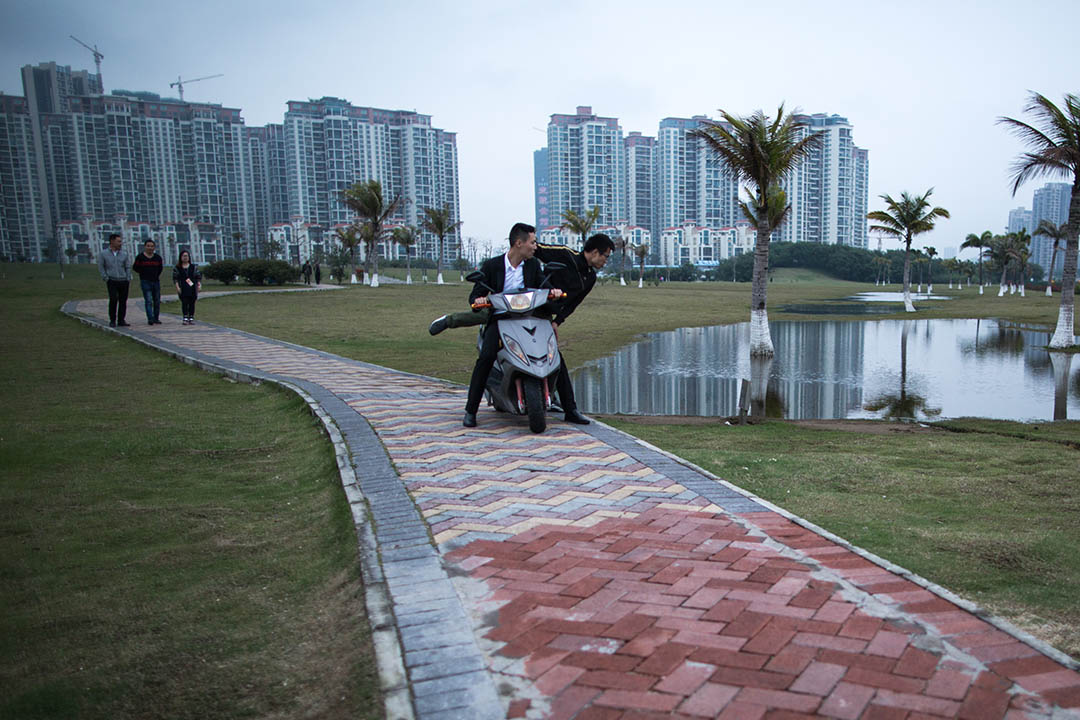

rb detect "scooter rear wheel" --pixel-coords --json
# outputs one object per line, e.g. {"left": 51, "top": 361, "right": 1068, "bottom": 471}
{"left": 523, "top": 378, "right": 546, "bottom": 433}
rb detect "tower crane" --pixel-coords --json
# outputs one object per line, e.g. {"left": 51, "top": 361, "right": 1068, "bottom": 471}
{"left": 169, "top": 74, "right": 224, "bottom": 102}
{"left": 70, "top": 35, "right": 104, "bottom": 89}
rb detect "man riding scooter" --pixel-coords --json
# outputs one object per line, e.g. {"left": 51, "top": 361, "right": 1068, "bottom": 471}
{"left": 433, "top": 228, "right": 613, "bottom": 426}
{"left": 461, "top": 223, "right": 544, "bottom": 427}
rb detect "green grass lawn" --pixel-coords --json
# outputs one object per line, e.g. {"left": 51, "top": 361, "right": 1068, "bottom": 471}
{"left": 0, "top": 264, "right": 381, "bottom": 720}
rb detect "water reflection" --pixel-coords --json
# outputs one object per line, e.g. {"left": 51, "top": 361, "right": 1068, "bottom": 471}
{"left": 570, "top": 319, "right": 1080, "bottom": 422}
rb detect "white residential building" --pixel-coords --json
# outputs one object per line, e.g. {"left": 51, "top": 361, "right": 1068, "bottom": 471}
{"left": 545, "top": 106, "right": 626, "bottom": 229}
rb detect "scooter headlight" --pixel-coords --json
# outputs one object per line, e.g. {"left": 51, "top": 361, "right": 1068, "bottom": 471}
{"left": 547, "top": 334, "right": 557, "bottom": 363}
{"left": 503, "top": 336, "right": 529, "bottom": 365}
{"left": 507, "top": 292, "right": 534, "bottom": 311}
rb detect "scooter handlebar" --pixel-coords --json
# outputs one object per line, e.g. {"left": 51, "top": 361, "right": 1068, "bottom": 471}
{"left": 471, "top": 288, "right": 562, "bottom": 311}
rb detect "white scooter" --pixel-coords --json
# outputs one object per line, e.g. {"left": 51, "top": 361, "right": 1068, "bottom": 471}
{"left": 466, "top": 268, "right": 565, "bottom": 433}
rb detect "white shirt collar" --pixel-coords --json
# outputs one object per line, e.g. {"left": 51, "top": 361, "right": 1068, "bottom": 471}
{"left": 503, "top": 252, "right": 524, "bottom": 292}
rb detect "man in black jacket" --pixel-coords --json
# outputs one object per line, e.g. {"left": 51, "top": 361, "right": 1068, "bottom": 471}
{"left": 533, "top": 233, "right": 614, "bottom": 424}
{"left": 462, "top": 223, "right": 544, "bottom": 427}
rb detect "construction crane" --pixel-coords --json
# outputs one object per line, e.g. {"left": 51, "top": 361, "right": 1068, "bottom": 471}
{"left": 70, "top": 35, "right": 104, "bottom": 88}
{"left": 169, "top": 73, "right": 224, "bottom": 102}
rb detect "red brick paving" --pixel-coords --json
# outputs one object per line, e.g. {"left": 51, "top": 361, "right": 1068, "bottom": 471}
{"left": 447, "top": 507, "right": 1080, "bottom": 718}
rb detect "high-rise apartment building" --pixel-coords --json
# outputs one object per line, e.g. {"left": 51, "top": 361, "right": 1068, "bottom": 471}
{"left": 283, "top": 97, "right": 460, "bottom": 262}
{"left": 534, "top": 107, "right": 869, "bottom": 267}
{"left": 0, "top": 60, "right": 461, "bottom": 265}
{"left": 655, "top": 117, "right": 741, "bottom": 257}
{"left": 545, "top": 106, "right": 625, "bottom": 230}
{"left": 0, "top": 95, "right": 46, "bottom": 260}
{"left": 779, "top": 114, "right": 869, "bottom": 248}
{"left": 624, "top": 132, "right": 655, "bottom": 239}
{"left": 1007, "top": 206, "right": 1033, "bottom": 235}
{"left": 1031, "top": 182, "right": 1071, "bottom": 279}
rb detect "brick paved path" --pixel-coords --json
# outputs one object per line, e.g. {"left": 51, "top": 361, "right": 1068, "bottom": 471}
{"left": 65, "top": 295, "right": 1080, "bottom": 720}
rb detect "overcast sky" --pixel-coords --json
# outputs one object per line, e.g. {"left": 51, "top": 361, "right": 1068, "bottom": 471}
{"left": 2, "top": 0, "right": 1078, "bottom": 256}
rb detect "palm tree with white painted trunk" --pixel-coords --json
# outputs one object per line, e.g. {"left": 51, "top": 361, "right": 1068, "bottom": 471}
{"left": 999, "top": 92, "right": 1080, "bottom": 349}
{"left": 961, "top": 230, "right": 992, "bottom": 294}
{"left": 392, "top": 225, "right": 417, "bottom": 284}
{"left": 867, "top": 190, "right": 951, "bottom": 312}
{"left": 421, "top": 204, "right": 462, "bottom": 285}
{"left": 1034, "top": 220, "right": 1067, "bottom": 296}
{"left": 341, "top": 180, "right": 402, "bottom": 288}
{"left": 692, "top": 106, "right": 823, "bottom": 356}
{"left": 924, "top": 246, "right": 937, "bottom": 292}
{"left": 633, "top": 242, "right": 649, "bottom": 288}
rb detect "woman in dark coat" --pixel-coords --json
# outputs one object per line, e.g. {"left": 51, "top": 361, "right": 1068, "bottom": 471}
{"left": 173, "top": 250, "right": 202, "bottom": 325}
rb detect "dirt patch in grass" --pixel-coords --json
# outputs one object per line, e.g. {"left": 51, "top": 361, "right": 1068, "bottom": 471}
{"left": 597, "top": 414, "right": 943, "bottom": 436}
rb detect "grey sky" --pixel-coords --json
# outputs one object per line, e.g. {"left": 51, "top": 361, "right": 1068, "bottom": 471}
{"left": 3, "top": 0, "right": 1078, "bottom": 256}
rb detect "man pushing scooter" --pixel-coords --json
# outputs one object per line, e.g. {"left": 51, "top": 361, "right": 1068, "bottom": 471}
{"left": 431, "top": 222, "right": 614, "bottom": 427}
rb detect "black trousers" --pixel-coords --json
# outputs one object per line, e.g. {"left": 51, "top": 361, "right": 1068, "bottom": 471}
{"left": 106, "top": 279, "right": 129, "bottom": 323}
{"left": 465, "top": 323, "right": 500, "bottom": 413}
{"left": 554, "top": 355, "right": 577, "bottom": 412}
{"left": 180, "top": 293, "right": 197, "bottom": 318}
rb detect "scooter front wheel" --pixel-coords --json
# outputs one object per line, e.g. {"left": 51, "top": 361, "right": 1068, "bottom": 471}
{"left": 523, "top": 377, "right": 546, "bottom": 433}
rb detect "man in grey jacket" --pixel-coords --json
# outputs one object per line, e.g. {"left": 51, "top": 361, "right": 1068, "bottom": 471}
{"left": 98, "top": 233, "right": 131, "bottom": 327}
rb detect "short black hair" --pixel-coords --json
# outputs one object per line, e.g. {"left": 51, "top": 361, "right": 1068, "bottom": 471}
{"left": 108, "top": 233, "right": 122, "bottom": 242}
{"left": 143, "top": 238, "right": 155, "bottom": 246}
{"left": 508, "top": 222, "right": 536, "bottom": 248}
{"left": 584, "top": 233, "right": 615, "bottom": 254}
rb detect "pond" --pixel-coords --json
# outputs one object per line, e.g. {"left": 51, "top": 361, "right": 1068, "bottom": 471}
{"left": 569, "top": 318, "right": 1080, "bottom": 422}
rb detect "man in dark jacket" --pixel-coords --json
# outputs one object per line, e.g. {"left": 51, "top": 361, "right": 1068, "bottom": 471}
{"left": 132, "top": 239, "right": 164, "bottom": 325}
{"left": 433, "top": 231, "right": 613, "bottom": 425}
{"left": 462, "top": 223, "right": 544, "bottom": 427}
{"left": 533, "top": 233, "right": 614, "bottom": 424}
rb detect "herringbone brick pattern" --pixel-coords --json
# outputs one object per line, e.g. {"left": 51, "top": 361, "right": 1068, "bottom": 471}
{"left": 448, "top": 509, "right": 1078, "bottom": 719}
{"left": 69, "top": 298, "right": 1080, "bottom": 719}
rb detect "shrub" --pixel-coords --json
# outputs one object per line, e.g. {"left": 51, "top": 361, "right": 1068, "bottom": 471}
{"left": 265, "top": 260, "right": 300, "bottom": 285}
{"left": 202, "top": 259, "right": 240, "bottom": 285}
{"left": 238, "top": 259, "right": 270, "bottom": 285}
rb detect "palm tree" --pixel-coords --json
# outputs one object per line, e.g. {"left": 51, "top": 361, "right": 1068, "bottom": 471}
{"left": 924, "top": 246, "right": 938, "bottom": 292}
{"left": 391, "top": 225, "right": 417, "bottom": 284}
{"left": 421, "top": 204, "right": 462, "bottom": 285}
{"left": 1034, "top": 219, "right": 1068, "bottom": 296}
{"left": 692, "top": 106, "right": 823, "bottom": 355}
{"left": 985, "top": 234, "right": 1014, "bottom": 296}
{"left": 999, "top": 92, "right": 1080, "bottom": 349}
{"left": 334, "top": 224, "right": 363, "bottom": 283}
{"left": 632, "top": 243, "right": 649, "bottom": 288}
{"left": 867, "top": 189, "right": 951, "bottom": 312}
{"left": 562, "top": 205, "right": 602, "bottom": 273}
{"left": 961, "top": 230, "right": 992, "bottom": 294}
{"left": 341, "top": 179, "right": 402, "bottom": 288}
{"left": 1009, "top": 228, "right": 1031, "bottom": 296}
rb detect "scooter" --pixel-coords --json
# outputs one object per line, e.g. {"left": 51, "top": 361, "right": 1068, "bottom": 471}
{"left": 466, "top": 266, "right": 565, "bottom": 433}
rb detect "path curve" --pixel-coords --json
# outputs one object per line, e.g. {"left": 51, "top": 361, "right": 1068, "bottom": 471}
{"left": 63, "top": 294, "right": 1080, "bottom": 720}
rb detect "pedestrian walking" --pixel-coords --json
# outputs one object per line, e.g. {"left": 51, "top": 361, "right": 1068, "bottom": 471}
{"left": 132, "top": 239, "right": 164, "bottom": 325}
{"left": 98, "top": 232, "right": 131, "bottom": 327}
{"left": 302, "top": 260, "right": 312, "bottom": 285}
{"left": 314, "top": 263, "right": 322, "bottom": 285}
{"left": 173, "top": 250, "right": 202, "bottom": 325}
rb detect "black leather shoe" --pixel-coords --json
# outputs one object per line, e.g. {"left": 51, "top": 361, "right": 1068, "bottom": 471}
{"left": 463, "top": 412, "right": 477, "bottom": 427}
{"left": 429, "top": 315, "right": 449, "bottom": 336}
{"left": 109, "top": 321, "right": 116, "bottom": 327}
{"left": 564, "top": 409, "right": 591, "bottom": 425}
{"left": 117, "top": 321, "right": 130, "bottom": 327}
